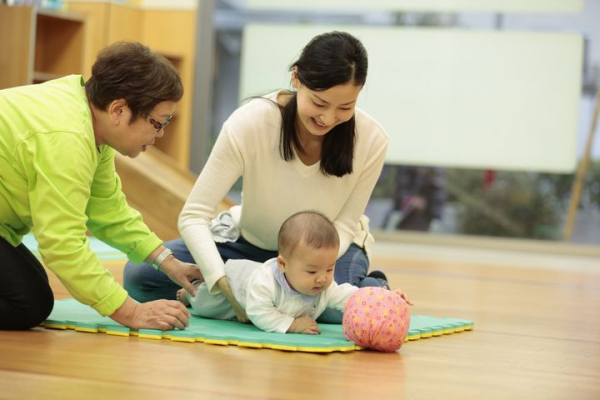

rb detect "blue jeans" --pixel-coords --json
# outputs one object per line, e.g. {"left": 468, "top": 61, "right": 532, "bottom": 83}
{"left": 123, "top": 237, "right": 387, "bottom": 323}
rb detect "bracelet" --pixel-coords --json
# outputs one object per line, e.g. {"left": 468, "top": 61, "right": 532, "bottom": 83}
{"left": 151, "top": 248, "right": 173, "bottom": 271}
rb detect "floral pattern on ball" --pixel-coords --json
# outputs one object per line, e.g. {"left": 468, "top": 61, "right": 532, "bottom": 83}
{"left": 342, "top": 287, "right": 411, "bottom": 352}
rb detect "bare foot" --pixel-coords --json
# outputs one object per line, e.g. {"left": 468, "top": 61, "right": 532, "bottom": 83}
{"left": 176, "top": 288, "right": 190, "bottom": 307}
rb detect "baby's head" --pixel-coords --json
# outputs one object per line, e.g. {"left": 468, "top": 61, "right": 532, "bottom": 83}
{"left": 277, "top": 211, "right": 340, "bottom": 296}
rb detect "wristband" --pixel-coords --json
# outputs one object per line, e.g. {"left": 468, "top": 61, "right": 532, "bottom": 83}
{"left": 151, "top": 248, "right": 173, "bottom": 271}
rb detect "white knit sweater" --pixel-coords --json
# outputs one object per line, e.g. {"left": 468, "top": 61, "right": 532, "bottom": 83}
{"left": 179, "top": 91, "right": 388, "bottom": 293}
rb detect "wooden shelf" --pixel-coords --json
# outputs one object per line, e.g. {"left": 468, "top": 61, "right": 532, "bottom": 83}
{"left": 66, "top": 1, "right": 196, "bottom": 170}
{"left": 37, "top": 7, "right": 85, "bottom": 22}
{"left": 153, "top": 53, "right": 183, "bottom": 158}
{"left": 0, "top": 5, "right": 85, "bottom": 88}
{"left": 142, "top": 9, "right": 196, "bottom": 169}
{"left": 34, "top": 11, "right": 85, "bottom": 81}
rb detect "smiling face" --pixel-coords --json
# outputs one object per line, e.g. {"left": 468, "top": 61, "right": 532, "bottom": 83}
{"left": 100, "top": 99, "right": 176, "bottom": 158}
{"left": 292, "top": 72, "right": 362, "bottom": 140}
{"left": 277, "top": 241, "right": 338, "bottom": 296}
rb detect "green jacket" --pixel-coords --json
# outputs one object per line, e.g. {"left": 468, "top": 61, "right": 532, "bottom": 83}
{"left": 0, "top": 75, "right": 161, "bottom": 316}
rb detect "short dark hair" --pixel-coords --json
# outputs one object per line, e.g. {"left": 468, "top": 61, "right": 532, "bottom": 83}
{"left": 280, "top": 31, "right": 368, "bottom": 177}
{"left": 85, "top": 41, "right": 183, "bottom": 123}
{"left": 278, "top": 211, "right": 340, "bottom": 258}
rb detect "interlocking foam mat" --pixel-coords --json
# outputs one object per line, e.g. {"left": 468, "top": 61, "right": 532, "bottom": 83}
{"left": 43, "top": 299, "right": 474, "bottom": 353}
{"left": 25, "top": 234, "right": 473, "bottom": 352}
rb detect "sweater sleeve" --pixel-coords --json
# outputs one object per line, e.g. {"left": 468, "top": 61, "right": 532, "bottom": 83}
{"left": 245, "top": 269, "right": 295, "bottom": 333}
{"left": 333, "top": 126, "right": 388, "bottom": 257}
{"left": 85, "top": 146, "right": 161, "bottom": 263}
{"left": 322, "top": 282, "right": 358, "bottom": 312}
{"left": 179, "top": 120, "right": 244, "bottom": 294}
{"left": 19, "top": 132, "right": 127, "bottom": 316}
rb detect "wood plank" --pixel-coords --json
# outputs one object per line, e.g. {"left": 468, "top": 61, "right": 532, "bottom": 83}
{"left": 1, "top": 242, "right": 599, "bottom": 400}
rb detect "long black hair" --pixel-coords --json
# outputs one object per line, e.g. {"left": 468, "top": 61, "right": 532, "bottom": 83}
{"left": 279, "top": 31, "right": 368, "bottom": 177}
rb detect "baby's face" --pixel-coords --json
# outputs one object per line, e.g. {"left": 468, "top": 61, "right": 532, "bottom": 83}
{"left": 279, "top": 242, "right": 338, "bottom": 296}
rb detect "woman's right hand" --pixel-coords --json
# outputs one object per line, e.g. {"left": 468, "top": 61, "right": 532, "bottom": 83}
{"left": 110, "top": 296, "right": 191, "bottom": 330}
{"left": 217, "top": 276, "right": 249, "bottom": 323}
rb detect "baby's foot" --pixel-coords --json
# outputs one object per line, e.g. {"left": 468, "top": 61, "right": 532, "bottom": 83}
{"left": 176, "top": 288, "right": 190, "bottom": 307}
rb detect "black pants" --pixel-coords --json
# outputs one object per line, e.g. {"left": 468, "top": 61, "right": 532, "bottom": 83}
{"left": 0, "top": 236, "right": 54, "bottom": 330}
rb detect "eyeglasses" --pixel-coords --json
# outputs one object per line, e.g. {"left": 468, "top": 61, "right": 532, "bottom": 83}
{"left": 146, "top": 114, "right": 172, "bottom": 133}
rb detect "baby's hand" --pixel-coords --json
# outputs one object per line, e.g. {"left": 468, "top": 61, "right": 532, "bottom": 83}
{"left": 288, "top": 316, "right": 322, "bottom": 335}
{"left": 176, "top": 288, "right": 190, "bottom": 307}
{"left": 393, "top": 289, "right": 414, "bottom": 306}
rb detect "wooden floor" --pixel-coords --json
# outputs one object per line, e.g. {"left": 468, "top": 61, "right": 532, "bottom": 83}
{"left": 1, "top": 239, "right": 599, "bottom": 400}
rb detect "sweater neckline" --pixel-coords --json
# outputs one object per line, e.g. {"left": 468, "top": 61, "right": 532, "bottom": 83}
{"left": 291, "top": 147, "right": 321, "bottom": 177}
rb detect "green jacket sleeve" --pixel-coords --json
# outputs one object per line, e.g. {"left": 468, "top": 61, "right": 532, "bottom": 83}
{"left": 18, "top": 132, "right": 127, "bottom": 316}
{"left": 85, "top": 146, "right": 161, "bottom": 264}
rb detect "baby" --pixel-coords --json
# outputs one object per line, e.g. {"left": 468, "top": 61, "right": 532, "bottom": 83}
{"left": 178, "top": 211, "right": 412, "bottom": 334}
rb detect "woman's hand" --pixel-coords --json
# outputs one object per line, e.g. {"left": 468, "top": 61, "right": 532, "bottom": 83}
{"left": 160, "top": 257, "right": 203, "bottom": 296}
{"left": 110, "top": 296, "right": 191, "bottom": 330}
{"left": 217, "top": 276, "right": 249, "bottom": 323}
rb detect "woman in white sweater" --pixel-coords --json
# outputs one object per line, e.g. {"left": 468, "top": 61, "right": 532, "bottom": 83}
{"left": 124, "top": 31, "right": 389, "bottom": 323}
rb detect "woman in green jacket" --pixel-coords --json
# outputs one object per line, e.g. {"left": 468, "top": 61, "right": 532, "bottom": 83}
{"left": 0, "top": 42, "right": 201, "bottom": 330}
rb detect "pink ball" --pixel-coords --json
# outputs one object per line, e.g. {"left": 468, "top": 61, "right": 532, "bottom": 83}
{"left": 343, "top": 287, "right": 411, "bottom": 352}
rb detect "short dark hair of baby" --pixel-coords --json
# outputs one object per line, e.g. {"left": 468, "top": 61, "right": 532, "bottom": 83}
{"left": 278, "top": 211, "right": 340, "bottom": 258}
